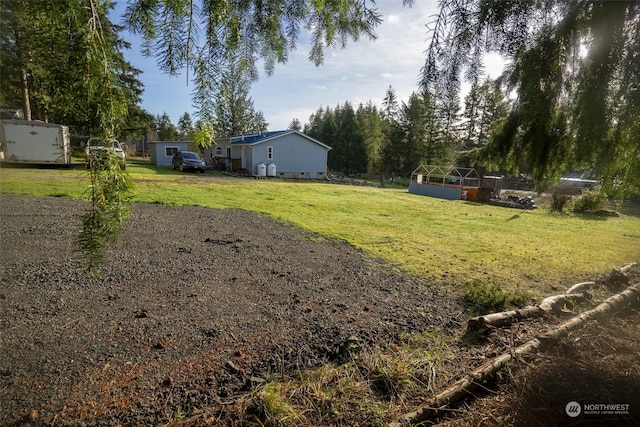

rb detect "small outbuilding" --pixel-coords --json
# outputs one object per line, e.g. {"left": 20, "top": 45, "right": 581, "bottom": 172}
{"left": 204, "top": 130, "right": 331, "bottom": 179}
{"left": 409, "top": 165, "right": 480, "bottom": 201}
{"left": 149, "top": 141, "right": 192, "bottom": 167}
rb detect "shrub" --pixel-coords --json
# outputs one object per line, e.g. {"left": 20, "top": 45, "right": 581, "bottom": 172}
{"left": 572, "top": 189, "right": 608, "bottom": 213}
{"left": 550, "top": 188, "right": 575, "bottom": 212}
{"left": 464, "top": 280, "right": 528, "bottom": 313}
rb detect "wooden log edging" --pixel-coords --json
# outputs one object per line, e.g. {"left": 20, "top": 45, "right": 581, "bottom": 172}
{"left": 467, "top": 292, "right": 588, "bottom": 333}
{"left": 466, "top": 306, "right": 545, "bottom": 331}
{"left": 565, "top": 281, "right": 596, "bottom": 294}
{"left": 539, "top": 292, "right": 588, "bottom": 311}
{"left": 466, "top": 262, "right": 637, "bottom": 333}
{"left": 390, "top": 282, "right": 640, "bottom": 427}
{"left": 619, "top": 262, "right": 637, "bottom": 273}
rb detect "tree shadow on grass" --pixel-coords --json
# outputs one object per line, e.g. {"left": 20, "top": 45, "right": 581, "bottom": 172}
{"left": 574, "top": 210, "right": 621, "bottom": 221}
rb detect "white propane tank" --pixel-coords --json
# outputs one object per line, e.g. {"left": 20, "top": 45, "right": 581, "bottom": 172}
{"left": 267, "top": 162, "right": 276, "bottom": 177}
{"left": 257, "top": 162, "right": 267, "bottom": 177}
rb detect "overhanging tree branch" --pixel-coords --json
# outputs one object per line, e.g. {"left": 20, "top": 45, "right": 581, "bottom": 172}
{"left": 423, "top": 0, "right": 640, "bottom": 195}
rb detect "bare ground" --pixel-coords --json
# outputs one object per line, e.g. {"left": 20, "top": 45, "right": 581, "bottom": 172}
{"left": 0, "top": 194, "right": 463, "bottom": 426}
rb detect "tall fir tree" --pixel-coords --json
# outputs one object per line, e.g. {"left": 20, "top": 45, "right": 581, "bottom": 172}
{"left": 356, "top": 102, "right": 385, "bottom": 172}
{"left": 288, "top": 118, "right": 302, "bottom": 131}
{"left": 153, "top": 113, "right": 179, "bottom": 141}
{"left": 177, "top": 113, "right": 195, "bottom": 141}
{"left": 214, "top": 58, "right": 268, "bottom": 136}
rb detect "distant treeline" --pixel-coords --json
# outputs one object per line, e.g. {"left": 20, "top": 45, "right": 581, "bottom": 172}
{"left": 303, "top": 81, "right": 509, "bottom": 177}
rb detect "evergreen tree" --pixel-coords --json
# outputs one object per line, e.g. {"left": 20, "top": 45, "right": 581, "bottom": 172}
{"left": 379, "top": 88, "right": 458, "bottom": 176}
{"left": 431, "top": 89, "right": 460, "bottom": 164}
{"left": 477, "top": 80, "right": 510, "bottom": 148}
{"left": 214, "top": 58, "right": 268, "bottom": 136}
{"left": 461, "top": 82, "right": 483, "bottom": 150}
{"left": 318, "top": 107, "right": 338, "bottom": 150}
{"left": 119, "top": 105, "right": 154, "bottom": 142}
{"left": 153, "top": 113, "right": 179, "bottom": 141}
{"left": 401, "top": 92, "right": 430, "bottom": 169}
{"left": 459, "top": 79, "right": 509, "bottom": 166}
{"left": 177, "top": 113, "right": 195, "bottom": 141}
{"left": 356, "top": 102, "right": 385, "bottom": 172}
{"left": 0, "top": 0, "right": 141, "bottom": 269}
{"left": 382, "top": 85, "right": 400, "bottom": 121}
{"left": 288, "top": 118, "right": 302, "bottom": 131}
{"left": 0, "top": 0, "right": 142, "bottom": 136}
{"left": 306, "top": 104, "right": 368, "bottom": 173}
{"left": 334, "top": 102, "right": 367, "bottom": 173}
{"left": 380, "top": 118, "right": 405, "bottom": 175}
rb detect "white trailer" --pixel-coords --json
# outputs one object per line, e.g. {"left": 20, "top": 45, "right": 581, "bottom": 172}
{"left": 0, "top": 119, "right": 71, "bottom": 165}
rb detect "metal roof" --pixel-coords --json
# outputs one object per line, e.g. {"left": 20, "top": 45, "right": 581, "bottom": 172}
{"left": 226, "top": 130, "right": 289, "bottom": 144}
{"left": 217, "top": 130, "right": 331, "bottom": 150}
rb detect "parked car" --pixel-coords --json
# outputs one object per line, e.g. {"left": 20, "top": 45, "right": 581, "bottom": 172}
{"left": 85, "top": 138, "right": 126, "bottom": 169}
{"left": 172, "top": 150, "right": 206, "bottom": 173}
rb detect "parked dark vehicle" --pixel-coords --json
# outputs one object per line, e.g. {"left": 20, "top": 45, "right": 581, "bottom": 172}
{"left": 172, "top": 151, "right": 206, "bottom": 173}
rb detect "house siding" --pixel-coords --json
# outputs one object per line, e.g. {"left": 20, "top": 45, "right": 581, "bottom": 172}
{"left": 150, "top": 141, "right": 191, "bottom": 166}
{"left": 205, "top": 131, "right": 329, "bottom": 178}
{"left": 253, "top": 133, "right": 328, "bottom": 178}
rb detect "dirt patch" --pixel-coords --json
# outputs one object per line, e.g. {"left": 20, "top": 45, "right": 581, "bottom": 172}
{"left": 0, "top": 194, "right": 464, "bottom": 425}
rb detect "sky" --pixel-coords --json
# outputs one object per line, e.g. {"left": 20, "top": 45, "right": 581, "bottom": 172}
{"left": 111, "top": 1, "right": 506, "bottom": 131}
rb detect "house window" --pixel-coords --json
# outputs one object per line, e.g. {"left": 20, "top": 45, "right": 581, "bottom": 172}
{"left": 165, "top": 146, "right": 179, "bottom": 157}
{"left": 215, "top": 146, "right": 223, "bottom": 156}
{"left": 267, "top": 146, "right": 273, "bottom": 160}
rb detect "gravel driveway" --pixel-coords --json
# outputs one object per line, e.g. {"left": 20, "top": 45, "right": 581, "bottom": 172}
{"left": 0, "top": 194, "right": 463, "bottom": 425}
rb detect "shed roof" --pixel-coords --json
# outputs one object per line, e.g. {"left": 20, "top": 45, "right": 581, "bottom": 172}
{"left": 217, "top": 130, "right": 331, "bottom": 150}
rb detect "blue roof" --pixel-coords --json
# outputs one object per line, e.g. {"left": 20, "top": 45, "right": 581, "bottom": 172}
{"left": 216, "top": 130, "right": 331, "bottom": 150}
{"left": 227, "top": 130, "right": 290, "bottom": 145}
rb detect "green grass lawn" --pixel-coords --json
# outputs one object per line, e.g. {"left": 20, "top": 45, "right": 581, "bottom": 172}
{"left": 2, "top": 159, "right": 639, "bottom": 299}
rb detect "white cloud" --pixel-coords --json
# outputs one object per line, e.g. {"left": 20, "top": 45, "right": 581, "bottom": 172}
{"left": 387, "top": 14, "right": 400, "bottom": 24}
